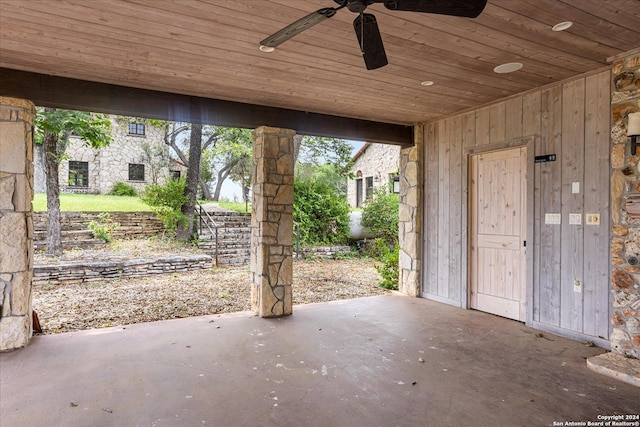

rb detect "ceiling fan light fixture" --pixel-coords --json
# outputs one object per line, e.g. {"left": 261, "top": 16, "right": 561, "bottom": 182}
{"left": 493, "top": 62, "right": 523, "bottom": 74}
{"left": 552, "top": 21, "right": 573, "bottom": 32}
{"left": 259, "top": 45, "right": 276, "bottom": 53}
{"left": 420, "top": 80, "right": 434, "bottom": 86}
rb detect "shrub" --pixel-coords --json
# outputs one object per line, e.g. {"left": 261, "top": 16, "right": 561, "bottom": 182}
{"left": 372, "top": 239, "right": 399, "bottom": 290}
{"left": 109, "top": 181, "right": 137, "bottom": 197}
{"left": 141, "top": 178, "right": 189, "bottom": 231}
{"left": 360, "top": 187, "right": 399, "bottom": 247}
{"left": 293, "top": 179, "right": 350, "bottom": 246}
{"left": 88, "top": 212, "right": 119, "bottom": 243}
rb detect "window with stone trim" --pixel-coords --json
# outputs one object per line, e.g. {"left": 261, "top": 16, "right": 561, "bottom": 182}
{"left": 68, "top": 161, "right": 89, "bottom": 187}
{"left": 170, "top": 170, "right": 181, "bottom": 180}
{"left": 365, "top": 176, "right": 374, "bottom": 200}
{"left": 129, "top": 163, "right": 145, "bottom": 181}
{"left": 128, "top": 123, "right": 145, "bottom": 136}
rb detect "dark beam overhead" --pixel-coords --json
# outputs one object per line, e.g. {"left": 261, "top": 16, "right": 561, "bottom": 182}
{"left": 0, "top": 68, "right": 413, "bottom": 146}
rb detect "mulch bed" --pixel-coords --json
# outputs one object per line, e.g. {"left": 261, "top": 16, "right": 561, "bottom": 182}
{"left": 33, "top": 240, "right": 388, "bottom": 334}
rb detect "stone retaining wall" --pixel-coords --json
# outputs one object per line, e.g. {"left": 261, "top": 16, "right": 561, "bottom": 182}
{"left": 33, "top": 254, "right": 212, "bottom": 285}
{"left": 33, "top": 211, "right": 164, "bottom": 238}
{"left": 294, "top": 246, "right": 351, "bottom": 259}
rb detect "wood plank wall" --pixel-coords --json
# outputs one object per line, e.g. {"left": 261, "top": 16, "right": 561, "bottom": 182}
{"left": 422, "top": 70, "right": 611, "bottom": 341}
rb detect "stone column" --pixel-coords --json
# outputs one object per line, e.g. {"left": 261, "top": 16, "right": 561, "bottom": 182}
{"left": 0, "top": 97, "right": 35, "bottom": 351}
{"left": 250, "top": 127, "right": 294, "bottom": 317}
{"left": 398, "top": 125, "right": 423, "bottom": 297}
{"left": 609, "top": 54, "right": 640, "bottom": 358}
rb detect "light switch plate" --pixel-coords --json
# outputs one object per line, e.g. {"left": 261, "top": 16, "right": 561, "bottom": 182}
{"left": 586, "top": 214, "right": 600, "bottom": 225}
{"left": 569, "top": 213, "right": 582, "bottom": 225}
{"left": 572, "top": 182, "right": 580, "bottom": 194}
{"left": 545, "top": 213, "right": 561, "bottom": 225}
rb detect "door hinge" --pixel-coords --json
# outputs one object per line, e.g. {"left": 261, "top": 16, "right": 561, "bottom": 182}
{"left": 523, "top": 240, "right": 527, "bottom": 247}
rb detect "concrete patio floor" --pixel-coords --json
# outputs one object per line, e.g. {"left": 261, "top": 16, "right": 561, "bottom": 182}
{"left": 1, "top": 294, "right": 638, "bottom": 427}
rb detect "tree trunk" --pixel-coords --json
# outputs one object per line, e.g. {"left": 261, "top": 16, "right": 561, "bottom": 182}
{"left": 199, "top": 176, "right": 213, "bottom": 200}
{"left": 43, "top": 126, "right": 62, "bottom": 256}
{"left": 177, "top": 123, "right": 202, "bottom": 240}
{"left": 212, "top": 159, "right": 238, "bottom": 201}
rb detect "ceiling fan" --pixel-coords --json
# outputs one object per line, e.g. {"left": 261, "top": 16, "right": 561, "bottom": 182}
{"left": 259, "top": 0, "right": 488, "bottom": 70}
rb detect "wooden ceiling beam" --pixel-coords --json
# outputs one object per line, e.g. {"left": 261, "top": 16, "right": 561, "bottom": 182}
{"left": 0, "top": 67, "right": 414, "bottom": 146}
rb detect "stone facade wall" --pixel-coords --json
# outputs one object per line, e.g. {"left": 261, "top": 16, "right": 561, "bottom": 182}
{"left": 610, "top": 53, "right": 640, "bottom": 358}
{"left": 398, "top": 127, "right": 423, "bottom": 297}
{"left": 347, "top": 143, "right": 400, "bottom": 208}
{"left": 0, "top": 97, "right": 35, "bottom": 351}
{"left": 33, "top": 255, "right": 211, "bottom": 285}
{"left": 250, "top": 127, "right": 294, "bottom": 317}
{"left": 34, "top": 115, "right": 175, "bottom": 195}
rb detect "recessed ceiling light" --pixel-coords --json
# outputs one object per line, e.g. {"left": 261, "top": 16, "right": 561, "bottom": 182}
{"left": 259, "top": 45, "right": 275, "bottom": 53}
{"left": 420, "top": 80, "right": 434, "bottom": 86}
{"left": 493, "top": 62, "right": 523, "bottom": 74}
{"left": 552, "top": 21, "right": 573, "bottom": 32}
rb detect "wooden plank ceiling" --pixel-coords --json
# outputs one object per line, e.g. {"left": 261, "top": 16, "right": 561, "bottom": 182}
{"left": 1, "top": 0, "right": 639, "bottom": 126}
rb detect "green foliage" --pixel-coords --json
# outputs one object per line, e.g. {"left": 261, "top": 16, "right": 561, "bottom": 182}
{"left": 140, "top": 142, "right": 171, "bottom": 184}
{"left": 295, "top": 163, "right": 348, "bottom": 196}
{"left": 88, "top": 213, "right": 119, "bottom": 243}
{"left": 298, "top": 136, "right": 354, "bottom": 174}
{"left": 332, "top": 247, "right": 361, "bottom": 260}
{"left": 109, "top": 182, "right": 137, "bottom": 197}
{"left": 35, "top": 108, "right": 112, "bottom": 153}
{"left": 141, "top": 178, "right": 189, "bottom": 231}
{"left": 293, "top": 179, "right": 350, "bottom": 246}
{"left": 360, "top": 188, "right": 400, "bottom": 290}
{"left": 372, "top": 239, "right": 400, "bottom": 290}
{"left": 205, "top": 127, "right": 253, "bottom": 193}
{"left": 361, "top": 187, "right": 399, "bottom": 247}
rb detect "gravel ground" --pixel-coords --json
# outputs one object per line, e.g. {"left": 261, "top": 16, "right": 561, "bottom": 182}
{"left": 33, "top": 240, "right": 388, "bottom": 334}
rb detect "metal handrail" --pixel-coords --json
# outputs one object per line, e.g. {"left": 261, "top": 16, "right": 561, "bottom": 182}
{"left": 196, "top": 201, "right": 220, "bottom": 267}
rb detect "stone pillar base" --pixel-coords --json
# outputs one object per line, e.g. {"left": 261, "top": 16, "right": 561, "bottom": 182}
{"left": 0, "top": 97, "right": 35, "bottom": 351}
{"left": 250, "top": 127, "right": 294, "bottom": 317}
{"left": 399, "top": 126, "right": 422, "bottom": 297}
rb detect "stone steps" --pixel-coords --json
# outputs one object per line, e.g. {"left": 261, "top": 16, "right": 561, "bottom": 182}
{"left": 203, "top": 248, "right": 251, "bottom": 265}
{"left": 197, "top": 211, "right": 251, "bottom": 265}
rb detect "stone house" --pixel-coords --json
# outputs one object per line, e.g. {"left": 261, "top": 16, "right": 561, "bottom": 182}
{"left": 347, "top": 142, "right": 400, "bottom": 208}
{"left": 33, "top": 115, "right": 184, "bottom": 195}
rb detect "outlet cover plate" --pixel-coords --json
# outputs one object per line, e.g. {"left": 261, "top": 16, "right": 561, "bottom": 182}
{"left": 586, "top": 214, "right": 600, "bottom": 225}
{"left": 569, "top": 213, "right": 582, "bottom": 225}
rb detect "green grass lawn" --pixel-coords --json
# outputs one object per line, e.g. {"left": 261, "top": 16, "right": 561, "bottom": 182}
{"left": 213, "top": 201, "right": 251, "bottom": 213}
{"left": 33, "top": 193, "right": 151, "bottom": 212}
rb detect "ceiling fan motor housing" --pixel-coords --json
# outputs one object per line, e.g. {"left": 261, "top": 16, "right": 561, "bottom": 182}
{"left": 333, "top": 0, "right": 376, "bottom": 13}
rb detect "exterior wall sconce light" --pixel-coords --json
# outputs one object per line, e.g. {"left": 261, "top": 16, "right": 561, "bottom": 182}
{"left": 628, "top": 112, "right": 640, "bottom": 156}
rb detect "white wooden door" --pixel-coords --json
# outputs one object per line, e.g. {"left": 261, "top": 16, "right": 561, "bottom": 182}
{"left": 470, "top": 147, "right": 527, "bottom": 321}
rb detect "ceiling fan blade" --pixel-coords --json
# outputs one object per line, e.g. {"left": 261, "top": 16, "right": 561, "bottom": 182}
{"left": 383, "top": 0, "right": 487, "bottom": 18}
{"left": 353, "top": 13, "right": 388, "bottom": 70}
{"left": 260, "top": 8, "right": 337, "bottom": 47}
